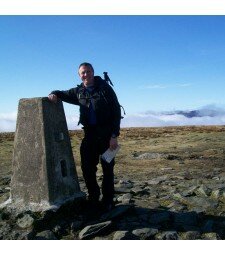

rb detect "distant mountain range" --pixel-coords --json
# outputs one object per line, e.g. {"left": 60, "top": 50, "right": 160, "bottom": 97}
{"left": 164, "top": 108, "right": 225, "bottom": 118}
{"left": 121, "top": 106, "right": 225, "bottom": 128}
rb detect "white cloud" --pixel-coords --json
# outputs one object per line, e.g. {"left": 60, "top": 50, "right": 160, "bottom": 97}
{"left": 65, "top": 114, "right": 81, "bottom": 130}
{"left": 0, "top": 112, "right": 81, "bottom": 132}
{"left": 139, "top": 83, "right": 192, "bottom": 90}
{"left": 178, "top": 83, "right": 191, "bottom": 87}
{"left": 1, "top": 105, "right": 225, "bottom": 133}
{"left": 0, "top": 112, "right": 17, "bottom": 132}
{"left": 121, "top": 106, "right": 225, "bottom": 128}
{"left": 140, "top": 85, "right": 168, "bottom": 89}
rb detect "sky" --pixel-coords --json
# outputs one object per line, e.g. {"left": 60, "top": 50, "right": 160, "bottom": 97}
{"left": 1, "top": 15, "right": 225, "bottom": 131}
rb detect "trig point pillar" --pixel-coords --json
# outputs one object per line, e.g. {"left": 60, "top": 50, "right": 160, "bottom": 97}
{"left": 10, "top": 97, "right": 84, "bottom": 211}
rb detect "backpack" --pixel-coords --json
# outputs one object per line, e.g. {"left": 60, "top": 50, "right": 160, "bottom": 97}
{"left": 103, "top": 72, "right": 126, "bottom": 119}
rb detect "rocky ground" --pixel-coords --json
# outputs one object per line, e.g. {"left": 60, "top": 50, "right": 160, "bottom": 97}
{"left": 0, "top": 126, "right": 225, "bottom": 240}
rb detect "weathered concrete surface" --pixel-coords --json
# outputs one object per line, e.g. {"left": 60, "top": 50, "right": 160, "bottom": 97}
{"left": 10, "top": 97, "right": 84, "bottom": 211}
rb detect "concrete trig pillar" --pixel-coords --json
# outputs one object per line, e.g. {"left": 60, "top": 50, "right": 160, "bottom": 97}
{"left": 10, "top": 97, "right": 84, "bottom": 211}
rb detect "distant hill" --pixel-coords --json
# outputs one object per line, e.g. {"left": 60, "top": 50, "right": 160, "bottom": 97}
{"left": 164, "top": 108, "right": 224, "bottom": 118}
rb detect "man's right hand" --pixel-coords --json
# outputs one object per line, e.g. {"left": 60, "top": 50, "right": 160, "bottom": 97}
{"left": 48, "top": 94, "right": 58, "bottom": 103}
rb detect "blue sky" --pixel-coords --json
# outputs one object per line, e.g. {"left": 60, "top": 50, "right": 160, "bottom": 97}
{"left": 1, "top": 15, "right": 225, "bottom": 131}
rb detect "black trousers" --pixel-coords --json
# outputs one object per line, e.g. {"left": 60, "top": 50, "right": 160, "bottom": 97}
{"left": 80, "top": 126, "right": 115, "bottom": 204}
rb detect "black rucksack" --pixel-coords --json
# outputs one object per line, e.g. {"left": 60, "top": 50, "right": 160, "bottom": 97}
{"left": 103, "top": 72, "right": 126, "bottom": 119}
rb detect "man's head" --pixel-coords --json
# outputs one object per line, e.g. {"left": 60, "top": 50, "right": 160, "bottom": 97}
{"left": 78, "top": 62, "right": 94, "bottom": 87}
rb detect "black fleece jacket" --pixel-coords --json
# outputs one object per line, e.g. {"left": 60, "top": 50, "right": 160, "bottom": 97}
{"left": 51, "top": 76, "right": 121, "bottom": 137}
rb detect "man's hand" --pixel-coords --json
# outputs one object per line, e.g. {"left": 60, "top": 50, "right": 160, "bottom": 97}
{"left": 48, "top": 94, "right": 58, "bottom": 103}
{"left": 109, "top": 137, "right": 118, "bottom": 151}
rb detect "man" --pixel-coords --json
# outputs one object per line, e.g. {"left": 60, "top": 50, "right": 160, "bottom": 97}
{"left": 48, "top": 62, "right": 121, "bottom": 211}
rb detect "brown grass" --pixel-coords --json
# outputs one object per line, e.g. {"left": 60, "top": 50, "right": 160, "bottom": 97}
{"left": 69, "top": 126, "right": 225, "bottom": 181}
{"left": 1, "top": 126, "right": 225, "bottom": 183}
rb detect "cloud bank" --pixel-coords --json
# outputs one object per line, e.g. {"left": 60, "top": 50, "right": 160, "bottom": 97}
{"left": 0, "top": 112, "right": 17, "bottom": 132}
{"left": 1, "top": 105, "right": 225, "bottom": 132}
{"left": 121, "top": 105, "right": 225, "bottom": 128}
{"left": 0, "top": 113, "right": 81, "bottom": 132}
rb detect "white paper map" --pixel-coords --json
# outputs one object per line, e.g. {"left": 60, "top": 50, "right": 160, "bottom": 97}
{"left": 101, "top": 145, "right": 120, "bottom": 163}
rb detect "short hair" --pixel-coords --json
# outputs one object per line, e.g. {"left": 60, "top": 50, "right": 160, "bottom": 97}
{"left": 79, "top": 62, "right": 94, "bottom": 72}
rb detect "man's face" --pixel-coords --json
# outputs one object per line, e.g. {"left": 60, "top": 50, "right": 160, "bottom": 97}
{"left": 78, "top": 65, "right": 94, "bottom": 87}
